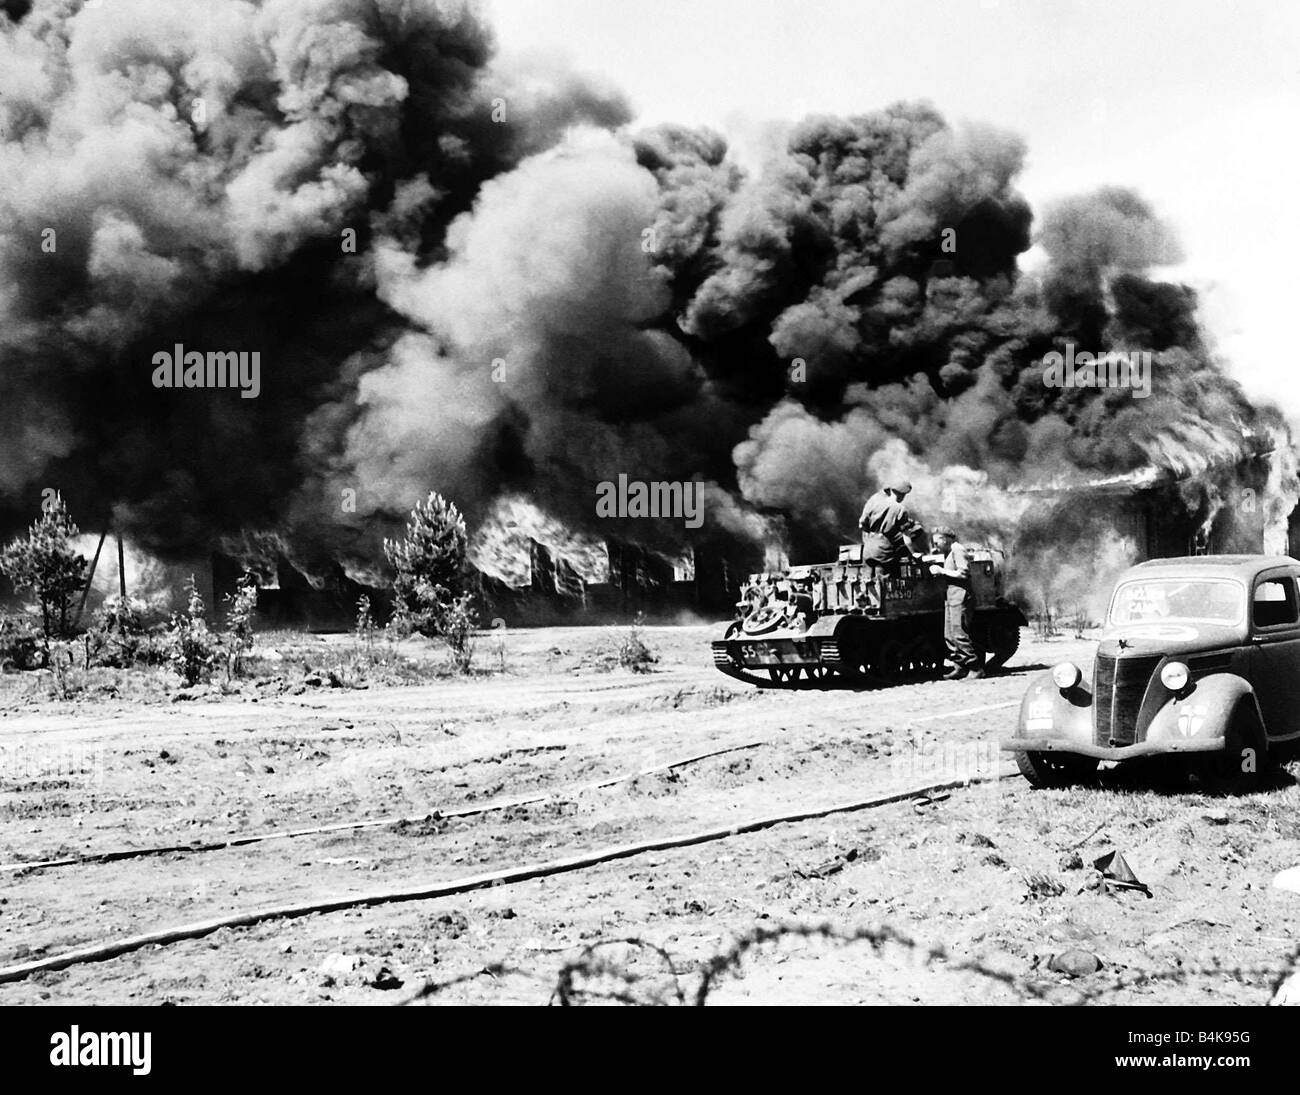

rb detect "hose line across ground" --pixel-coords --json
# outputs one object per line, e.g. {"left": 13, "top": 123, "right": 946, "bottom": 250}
{"left": 0, "top": 738, "right": 768, "bottom": 875}
{"left": 0, "top": 767, "right": 1015, "bottom": 984}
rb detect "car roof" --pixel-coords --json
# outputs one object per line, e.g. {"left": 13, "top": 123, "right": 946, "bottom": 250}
{"left": 1125, "top": 554, "right": 1300, "bottom": 581}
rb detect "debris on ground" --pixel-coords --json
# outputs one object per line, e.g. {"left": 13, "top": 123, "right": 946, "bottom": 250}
{"left": 319, "top": 953, "right": 363, "bottom": 978}
{"left": 368, "top": 966, "right": 404, "bottom": 990}
{"left": 1047, "top": 949, "right": 1103, "bottom": 978}
{"left": 1094, "top": 850, "right": 1154, "bottom": 898}
{"left": 1023, "top": 871, "right": 1066, "bottom": 901}
{"left": 795, "top": 848, "right": 860, "bottom": 879}
{"left": 1270, "top": 970, "right": 1300, "bottom": 1006}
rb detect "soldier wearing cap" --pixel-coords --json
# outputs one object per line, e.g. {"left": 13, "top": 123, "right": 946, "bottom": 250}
{"left": 929, "top": 526, "right": 984, "bottom": 679}
{"left": 858, "top": 479, "right": 925, "bottom": 569}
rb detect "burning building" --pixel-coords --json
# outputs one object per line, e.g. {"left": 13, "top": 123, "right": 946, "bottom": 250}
{"left": 0, "top": 1, "right": 1294, "bottom": 627}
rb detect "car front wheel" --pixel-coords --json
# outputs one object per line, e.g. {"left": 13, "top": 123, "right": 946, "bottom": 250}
{"left": 1015, "top": 750, "right": 1099, "bottom": 788}
{"left": 1192, "top": 708, "right": 1271, "bottom": 793}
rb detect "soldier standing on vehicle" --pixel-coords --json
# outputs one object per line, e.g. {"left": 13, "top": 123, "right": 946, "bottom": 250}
{"left": 858, "top": 479, "right": 925, "bottom": 570}
{"left": 929, "top": 526, "right": 985, "bottom": 679}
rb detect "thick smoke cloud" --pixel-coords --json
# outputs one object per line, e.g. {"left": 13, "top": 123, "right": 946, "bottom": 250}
{"left": 0, "top": 0, "right": 628, "bottom": 564}
{"left": 0, "top": 0, "right": 1290, "bottom": 590}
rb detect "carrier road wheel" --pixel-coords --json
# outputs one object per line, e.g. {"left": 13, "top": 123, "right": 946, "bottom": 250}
{"left": 870, "top": 638, "right": 909, "bottom": 684}
{"left": 1016, "top": 750, "right": 1098, "bottom": 788}
{"left": 915, "top": 634, "right": 945, "bottom": 677}
{"left": 983, "top": 622, "right": 1021, "bottom": 670}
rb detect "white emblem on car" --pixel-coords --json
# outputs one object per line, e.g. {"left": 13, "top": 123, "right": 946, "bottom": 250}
{"left": 1026, "top": 698, "right": 1053, "bottom": 732}
{"left": 1114, "top": 624, "right": 1200, "bottom": 641}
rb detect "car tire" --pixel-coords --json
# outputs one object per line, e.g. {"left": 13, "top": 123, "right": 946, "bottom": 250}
{"left": 1015, "top": 750, "right": 1099, "bottom": 788}
{"left": 1193, "top": 706, "right": 1270, "bottom": 793}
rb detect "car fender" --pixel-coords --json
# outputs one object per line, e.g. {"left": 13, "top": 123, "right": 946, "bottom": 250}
{"left": 1015, "top": 670, "right": 1092, "bottom": 746}
{"left": 1143, "top": 671, "right": 1263, "bottom": 747}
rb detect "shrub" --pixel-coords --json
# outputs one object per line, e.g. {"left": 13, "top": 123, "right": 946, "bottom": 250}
{"left": 84, "top": 595, "right": 153, "bottom": 668}
{"left": 440, "top": 592, "right": 477, "bottom": 674}
{"left": 384, "top": 600, "right": 414, "bottom": 641}
{"left": 0, "top": 493, "right": 88, "bottom": 657}
{"left": 168, "top": 576, "right": 217, "bottom": 685}
{"left": 222, "top": 572, "right": 258, "bottom": 677}
{"left": 48, "top": 640, "right": 82, "bottom": 700}
{"left": 618, "top": 613, "right": 658, "bottom": 674}
{"left": 355, "top": 594, "right": 377, "bottom": 651}
{"left": 0, "top": 612, "right": 43, "bottom": 671}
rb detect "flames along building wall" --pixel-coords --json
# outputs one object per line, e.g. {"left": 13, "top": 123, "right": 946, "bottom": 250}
{"left": 203, "top": 453, "right": 1292, "bottom": 631}
{"left": 1047, "top": 474, "right": 1271, "bottom": 562}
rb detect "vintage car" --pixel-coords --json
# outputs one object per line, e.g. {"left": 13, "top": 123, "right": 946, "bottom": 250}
{"left": 1004, "top": 555, "right": 1300, "bottom": 787}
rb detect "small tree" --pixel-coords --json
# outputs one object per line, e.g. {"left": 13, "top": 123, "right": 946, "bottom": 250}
{"left": 168, "top": 575, "right": 217, "bottom": 685}
{"left": 383, "top": 491, "right": 477, "bottom": 671}
{"left": 384, "top": 493, "right": 467, "bottom": 618}
{"left": 354, "top": 594, "right": 377, "bottom": 651}
{"left": 222, "top": 572, "right": 258, "bottom": 677}
{"left": 0, "top": 493, "right": 88, "bottom": 658}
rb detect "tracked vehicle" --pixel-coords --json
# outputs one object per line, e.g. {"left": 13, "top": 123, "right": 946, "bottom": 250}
{"left": 712, "top": 544, "right": 1026, "bottom": 687}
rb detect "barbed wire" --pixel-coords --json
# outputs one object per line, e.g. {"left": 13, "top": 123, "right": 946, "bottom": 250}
{"left": 400, "top": 918, "right": 1300, "bottom": 1006}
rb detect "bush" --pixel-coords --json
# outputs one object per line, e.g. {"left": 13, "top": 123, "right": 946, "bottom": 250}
{"left": 0, "top": 493, "right": 88, "bottom": 657}
{"left": 84, "top": 596, "right": 154, "bottom": 668}
{"left": 0, "top": 612, "right": 43, "bottom": 671}
{"left": 618, "top": 613, "right": 658, "bottom": 674}
{"left": 355, "top": 594, "right": 378, "bottom": 651}
{"left": 440, "top": 592, "right": 477, "bottom": 674}
{"left": 222, "top": 572, "right": 258, "bottom": 677}
{"left": 167, "top": 576, "right": 217, "bottom": 685}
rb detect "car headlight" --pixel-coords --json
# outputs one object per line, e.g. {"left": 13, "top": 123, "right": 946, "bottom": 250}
{"left": 1051, "top": 662, "right": 1081, "bottom": 690}
{"left": 1160, "top": 661, "right": 1190, "bottom": 691}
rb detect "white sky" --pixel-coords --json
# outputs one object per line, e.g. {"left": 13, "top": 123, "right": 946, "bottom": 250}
{"left": 487, "top": 0, "right": 1300, "bottom": 418}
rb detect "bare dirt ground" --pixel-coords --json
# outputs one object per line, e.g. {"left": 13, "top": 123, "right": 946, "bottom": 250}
{"left": 2, "top": 623, "right": 1298, "bottom": 1006}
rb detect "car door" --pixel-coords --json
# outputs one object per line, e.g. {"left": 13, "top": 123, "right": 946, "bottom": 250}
{"left": 1248, "top": 568, "right": 1300, "bottom": 739}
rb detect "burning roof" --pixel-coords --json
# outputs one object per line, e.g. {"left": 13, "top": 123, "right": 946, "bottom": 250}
{"left": 0, "top": 1, "right": 1292, "bottom": 582}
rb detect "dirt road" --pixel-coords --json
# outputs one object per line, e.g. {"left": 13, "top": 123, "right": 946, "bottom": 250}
{"left": 2, "top": 625, "right": 1298, "bottom": 1005}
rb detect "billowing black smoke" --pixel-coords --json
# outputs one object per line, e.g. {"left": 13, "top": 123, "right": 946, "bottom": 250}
{"left": 1, "top": 0, "right": 1289, "bottom": 586}
{"left": 0, "top": 0, "right": 629, "bottom": 568}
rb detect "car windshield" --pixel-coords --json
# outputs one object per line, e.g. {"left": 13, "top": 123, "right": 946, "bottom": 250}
{"left": 1108, "top": 578, "right": 1242, "bottom": 625}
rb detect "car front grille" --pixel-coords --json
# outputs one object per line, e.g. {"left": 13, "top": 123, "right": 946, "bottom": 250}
{"left": 1094, "top": 653, "right": 1161, "bottom": 746}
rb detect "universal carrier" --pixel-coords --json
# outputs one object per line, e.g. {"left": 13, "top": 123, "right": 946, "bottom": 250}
{"left": 712, "top": 543, "right": 1026, "bottom": 687}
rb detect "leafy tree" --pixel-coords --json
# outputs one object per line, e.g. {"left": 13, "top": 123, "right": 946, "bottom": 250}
{"left": 383, "top": 491, "right": 477, "bottom": 667}
{"left": 0, "top": 493, "right": 88, "bottom": 655}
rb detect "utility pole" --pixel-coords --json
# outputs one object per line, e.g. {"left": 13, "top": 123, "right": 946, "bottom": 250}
{"left": 72, "top": 529, "right": 108, "bottom": 628}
